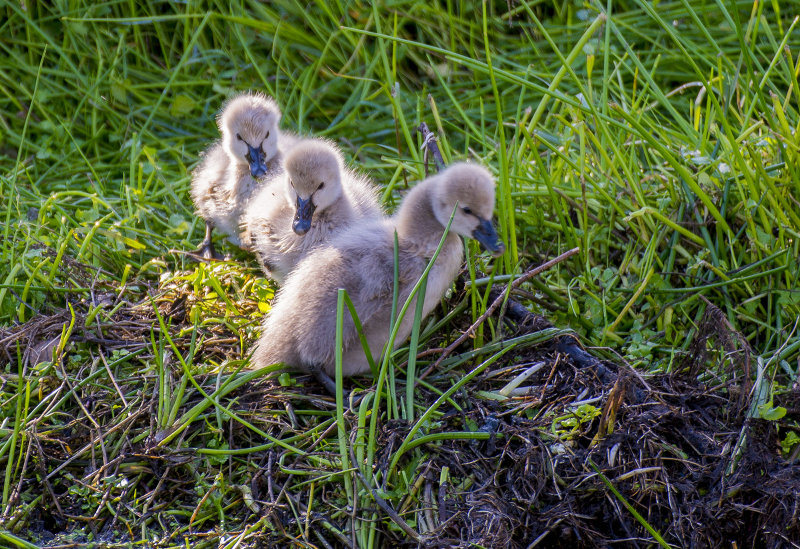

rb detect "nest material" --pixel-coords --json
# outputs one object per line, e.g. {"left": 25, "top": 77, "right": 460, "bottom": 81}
{"left": 3, "top": 259, "right": 799, "bottom": 548}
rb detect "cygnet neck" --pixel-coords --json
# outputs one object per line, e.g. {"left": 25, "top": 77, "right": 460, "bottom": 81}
{"left": 323, "top": 186, "right": 352, "bottom": 220}
{"left": 395, "top": 177, "right": 455, "bottom": 257}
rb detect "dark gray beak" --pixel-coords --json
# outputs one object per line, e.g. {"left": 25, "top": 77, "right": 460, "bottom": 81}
{"left": 293, "top": 195, "right": 316, "bottom": 235}
{"left": 246, "top": 144, "right": 268, "bottom": 178}
{"left": 472, "top": 218, "right": 505, "bottom": 257}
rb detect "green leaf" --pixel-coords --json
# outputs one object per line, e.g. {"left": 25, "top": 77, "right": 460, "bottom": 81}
{"left": 111, "top": 78, "right": 130, "bottom": 103}
{"left": 781, "top": 432, "right": 800, "bottom": 455}
{"left": 170, "top": 94, "right": 196, "bottom": 117}
{"left": 757, "top": 401, "right": 787, "bottom": 421}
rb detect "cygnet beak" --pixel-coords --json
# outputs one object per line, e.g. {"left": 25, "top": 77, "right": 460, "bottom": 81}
{"left": 293, "top": 195, "right": 316, "bottom": 235}
{"left": 246, "top": 144, "right": 268, "bottom": 178}
{"left": 472, "top": 218, "right": 505, "bottom": 258}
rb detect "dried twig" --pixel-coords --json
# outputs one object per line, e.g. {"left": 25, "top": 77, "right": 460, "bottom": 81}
{"left": 417, "top": 122, "right": 446, "bottom": 174}
{"left": 419, "top": 247, "right": 580, "bottom": 381}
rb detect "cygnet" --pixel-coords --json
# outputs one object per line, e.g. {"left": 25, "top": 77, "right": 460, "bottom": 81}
{"left": 251, "top": 162, "right": 504, "bottom": 391}
{"left": 191, "top": 92, "right": 291, "bottom": 259}
{"left": 243, "top": 138, "right": 382, "bottom": 283}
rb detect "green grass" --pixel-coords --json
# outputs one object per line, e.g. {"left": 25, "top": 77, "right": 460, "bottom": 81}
{"left": 1, "top": 0, "right": 800, "bottom": 546}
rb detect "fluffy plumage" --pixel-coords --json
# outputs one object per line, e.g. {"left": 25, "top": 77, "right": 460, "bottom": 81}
{"left": 191, "top": 92, "right": 293, "bottom": 257}
{"left": 244, "top": 138, "right": 382, "bottom": 283}
{"left": 251, "top": 162, "right": 505, "bottom": 379}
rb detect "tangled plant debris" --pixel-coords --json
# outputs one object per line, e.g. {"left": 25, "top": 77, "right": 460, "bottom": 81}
{"left": 1, "top": 248, "right": 798, "bottom": 547}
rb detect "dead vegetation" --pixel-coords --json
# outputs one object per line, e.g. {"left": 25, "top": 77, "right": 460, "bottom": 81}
{"left": 1, "top": 251, "right": 799, "bottom": 549}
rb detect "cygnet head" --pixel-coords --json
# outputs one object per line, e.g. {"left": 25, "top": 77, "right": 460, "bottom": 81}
{"left": 431, "top": 162, "right": 505, "bottom": 257}
{"left": 283, "top": 140, "right": 344, "bottom": 235}
{"left": 218, "top": 92, "right": 281, "bottom": 178}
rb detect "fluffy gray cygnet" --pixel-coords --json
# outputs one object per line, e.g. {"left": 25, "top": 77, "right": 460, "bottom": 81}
{"left": 191, "top": 92, "right": 292, "bottom": 259}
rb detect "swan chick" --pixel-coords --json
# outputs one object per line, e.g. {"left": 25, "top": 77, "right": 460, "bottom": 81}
{"left": 244, "top": 138, "right": 382, "bottom": 282}
{"left": 191, "top": 92, "right": 284, "bottom": 259}
{"left": 251, "top": 162, "right": 504, "bottom": 388}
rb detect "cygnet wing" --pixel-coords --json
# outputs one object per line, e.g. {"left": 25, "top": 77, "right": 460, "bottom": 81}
{"left": 191, "top": 142, "right": 230, "bottom": 214}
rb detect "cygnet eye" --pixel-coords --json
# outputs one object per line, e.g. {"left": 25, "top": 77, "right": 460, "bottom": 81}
{"left": 236, "top": 133, "right": 243, "bottom": 141}
{"left": 462, "top": 206, "right": 473, "bottom": 215}
{"left": 317, "top": 182, "right": 325, "bottom": 190}
{"left": 265, "top": 130, "right": 270, "bottom": 139}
